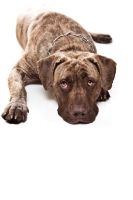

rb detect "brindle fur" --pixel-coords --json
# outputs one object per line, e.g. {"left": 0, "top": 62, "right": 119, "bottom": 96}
{"left": 1, "top": 7, "right": 116, "bottom": 124}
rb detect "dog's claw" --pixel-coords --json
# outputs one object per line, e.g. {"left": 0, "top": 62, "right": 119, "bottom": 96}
{"left": 22, "top": 115, "right": 25, "bottom": 122}
{"left": 2, "top": 112, "right": 7, "bottom": 117}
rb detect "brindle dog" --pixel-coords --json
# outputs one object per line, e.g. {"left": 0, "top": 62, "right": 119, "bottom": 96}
{"left": 1, "top": 7, "right": 116, "bottom": 124}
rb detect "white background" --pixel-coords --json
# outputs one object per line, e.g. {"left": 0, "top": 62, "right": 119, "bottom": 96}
{"left": 0, "top": 0, "right": 133, "bottom": 199}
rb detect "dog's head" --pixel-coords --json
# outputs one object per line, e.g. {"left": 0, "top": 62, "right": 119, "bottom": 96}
{"left": 37, "top": 52, "right": 116, "bottom": 124}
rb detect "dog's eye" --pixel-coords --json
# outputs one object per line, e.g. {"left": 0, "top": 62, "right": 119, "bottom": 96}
{"left": 87, "top": 80, "right": 93, "bottom": 86}
{"left": 60, "top": 81, "right": 68, "bottom": 89}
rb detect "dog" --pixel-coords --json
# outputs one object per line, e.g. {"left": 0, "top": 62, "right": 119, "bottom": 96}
{"left": 1, "top": 7, "right": 116, "bottom": 124}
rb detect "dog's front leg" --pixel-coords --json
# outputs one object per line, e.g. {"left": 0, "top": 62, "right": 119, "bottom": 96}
{"left": 2, "top": 67, "right": 29, "bottom": 124}
{"left": 97, "top": 89, "right": 110, "bottom": 102}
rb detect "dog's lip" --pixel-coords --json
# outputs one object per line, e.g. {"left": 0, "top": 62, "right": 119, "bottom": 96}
{"left": 70, "top": 117, "right": 96, "bottom": 124}
{"left": 61, "top": 114, "right": 96, "bottom": 124}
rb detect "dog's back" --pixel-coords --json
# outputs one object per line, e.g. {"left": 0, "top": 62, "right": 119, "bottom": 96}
{"left": 16, "top": 6, "right": 49, "bottom": 49}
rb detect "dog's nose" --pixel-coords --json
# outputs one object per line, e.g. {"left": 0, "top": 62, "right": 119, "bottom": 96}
{"left": 72, "top": 107, "right": 87, "bottom": 118}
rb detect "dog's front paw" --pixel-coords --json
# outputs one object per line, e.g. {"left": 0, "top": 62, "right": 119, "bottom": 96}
{"left": 1, "top": 101, "right": 29, "bottom": 124}
{"left": 97, "top": 89, "right": 110, "bottom": 102}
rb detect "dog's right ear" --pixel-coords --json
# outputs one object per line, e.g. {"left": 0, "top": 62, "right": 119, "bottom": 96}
{"left": 37, "top": 53, "right": 68, "bottom": 90}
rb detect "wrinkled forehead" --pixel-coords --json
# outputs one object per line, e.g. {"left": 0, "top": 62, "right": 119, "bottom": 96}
{"left": 54, "top": 60, "right": 99, "bottom": 81}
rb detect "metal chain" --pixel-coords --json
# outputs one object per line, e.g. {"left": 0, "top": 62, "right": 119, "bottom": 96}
{"left": 48, "top": 31, "right": 95, "bottom": 55}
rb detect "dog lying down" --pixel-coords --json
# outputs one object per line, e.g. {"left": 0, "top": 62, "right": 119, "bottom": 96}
{"left": 1, "top": 7, "right": 116, "bottom": 124}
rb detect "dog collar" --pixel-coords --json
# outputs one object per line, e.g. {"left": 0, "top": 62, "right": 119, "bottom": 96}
{"left": 48, "top": 31, "right": 95, "bottom": 55}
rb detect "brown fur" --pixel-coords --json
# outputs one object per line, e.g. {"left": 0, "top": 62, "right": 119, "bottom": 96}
{"left": 1, "top": 8, "right": 116, "bottom": 124}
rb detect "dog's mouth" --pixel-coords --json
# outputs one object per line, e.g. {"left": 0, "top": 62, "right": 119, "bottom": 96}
{"left": 58, "top": 107, "right": 98, "bottom": 124}
{"left": 63, "top": 114, "right": 97, "bottom": 124}
{"left": 68, "top": 118, "right": 95, "bottom": 124}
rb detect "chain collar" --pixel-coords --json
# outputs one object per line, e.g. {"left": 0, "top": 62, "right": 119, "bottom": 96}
{"left": 48, "top": 31, "right": 95, "bottom": 55}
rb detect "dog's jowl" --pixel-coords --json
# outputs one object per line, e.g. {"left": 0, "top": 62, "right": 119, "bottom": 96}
{"left": 1, "top": 7, "right": 116, "bottom": 124}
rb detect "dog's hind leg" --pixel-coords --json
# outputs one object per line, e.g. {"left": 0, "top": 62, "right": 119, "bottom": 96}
{"left": 89, "top": 32, "right": 112, "bottom": 43}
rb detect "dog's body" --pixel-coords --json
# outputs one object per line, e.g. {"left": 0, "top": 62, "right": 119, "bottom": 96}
{"left": 2, "top": 7, "right": 116, "bottom": 124}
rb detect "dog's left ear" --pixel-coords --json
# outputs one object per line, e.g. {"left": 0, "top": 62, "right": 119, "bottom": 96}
{"left": 37, "top": 53, "right": 68, "bottom": 90}
{"left": 87, "top": 54, "right": 116, "bottom": 91}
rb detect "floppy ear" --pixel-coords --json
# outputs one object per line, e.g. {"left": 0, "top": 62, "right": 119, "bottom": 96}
{"left": 37, "top": 53, "right": 68, "bottom": 90}
{"left": 88, "top": 54, "right": 116, "bottom": 91}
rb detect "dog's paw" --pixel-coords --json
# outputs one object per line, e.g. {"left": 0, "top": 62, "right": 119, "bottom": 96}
{"left": 97, "top": 90, "right": 110, "bottom": 102}
{"left": 1, "top": 101, "right": 29, "bottom": 124}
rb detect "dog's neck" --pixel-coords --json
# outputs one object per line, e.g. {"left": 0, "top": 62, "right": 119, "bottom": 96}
{"left": 48, "top": 32, "right": 96, "bottom": 55}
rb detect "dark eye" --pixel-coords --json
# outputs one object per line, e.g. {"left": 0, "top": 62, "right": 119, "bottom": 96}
{"left": 60, "top": 80, "right": 68, "bottom": 89}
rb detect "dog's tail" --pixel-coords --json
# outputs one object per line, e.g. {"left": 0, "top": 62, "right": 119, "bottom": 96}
{"left": 89, "top": 32, "right": 112, "bottom": 43}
